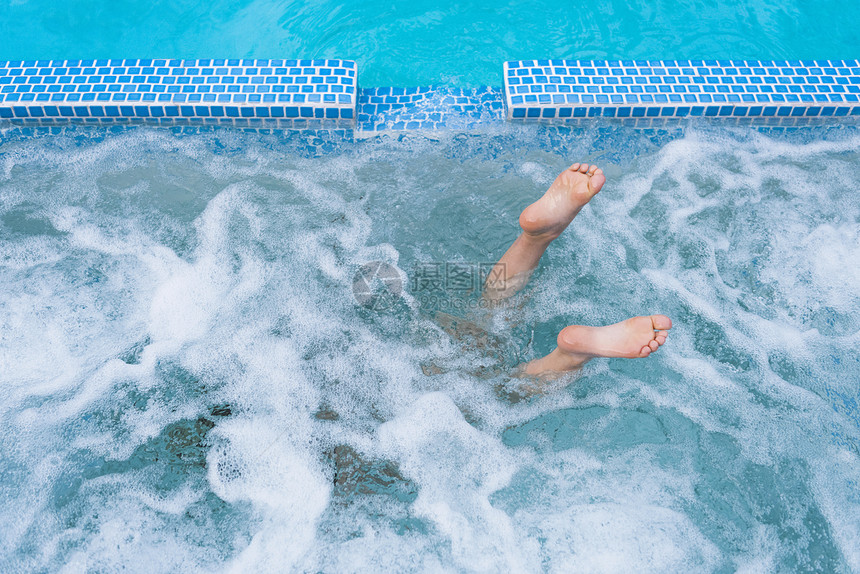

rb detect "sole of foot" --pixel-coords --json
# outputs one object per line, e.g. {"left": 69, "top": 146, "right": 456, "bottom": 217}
{"left": 558, "top": 315, "right": 673, "bottom": 360}
{"left": 519, "top": 162, "right": 606, "bottom": 241}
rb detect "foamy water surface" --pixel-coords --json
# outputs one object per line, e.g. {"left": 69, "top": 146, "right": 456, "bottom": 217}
{"left": 1, "top": 123, "right": 859, "bottom": 572}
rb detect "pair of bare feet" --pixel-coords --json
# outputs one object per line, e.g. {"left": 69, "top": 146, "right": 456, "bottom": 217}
{"left": 491, "top": 162, "right": 672, "bottom": 378}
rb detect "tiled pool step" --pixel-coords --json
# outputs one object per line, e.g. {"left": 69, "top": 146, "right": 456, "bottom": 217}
{"left": 504, "top": 59, "right": 860, "bottom": 120}
{"left": 0, "top": 59, "right": 357, "bottom": 127}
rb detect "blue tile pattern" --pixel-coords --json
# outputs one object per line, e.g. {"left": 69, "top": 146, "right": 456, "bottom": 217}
{"left": 356, "top": 86, "right": 503, "bottom": 132}
{"left": 505, "top": 59, "right": 860, "bottom": 120}
{"left": 1, "top": 58, "right": 856, "bottom": 129}
{"left": 0, "top": 59, "right": 357, "bottom": 126}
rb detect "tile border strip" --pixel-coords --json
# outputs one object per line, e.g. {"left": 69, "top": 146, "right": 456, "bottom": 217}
{"left": 504, "top": 59, "right": 860, "bottom": 120}
{"left": 1, "top": 58, "right": 858, "bottom": 128}
{"left": 0, "top": 59, "right": 357, "bottom": 126}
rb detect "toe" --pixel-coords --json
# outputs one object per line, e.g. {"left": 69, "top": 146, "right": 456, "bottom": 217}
{"left": 655, "top": 334, "right": 667, "bottom": 345}
{"left": 650, "top": 315, "right": 673, "bottom": 330}
{"left": 569, "top": 163, "right": 580, "bottom": 172}
{"left": 648, "top": 340, "right": 659, "bottom": 351}
{"left": 578, "top": 163, "right": 589, "bottom": 173}
{"left": 589, "top": 172, "right": 606, "bottom": 193}
{"left": 639, "top": 346, "right": 652, "bottom": 357}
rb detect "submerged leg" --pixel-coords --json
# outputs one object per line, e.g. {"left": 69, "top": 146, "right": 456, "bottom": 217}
{"left": 483, "top": 163, "right": 605, "bottom": 300}
{"left": 518, "top": 315, "right": 673, "bottom": 378}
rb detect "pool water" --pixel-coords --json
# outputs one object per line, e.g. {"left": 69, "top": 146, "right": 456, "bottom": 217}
{"left": 1, "top": 123, "right": 859, "bottom": 572}
{"left": 1, "top": 0, "right": 859, "bottom": 86}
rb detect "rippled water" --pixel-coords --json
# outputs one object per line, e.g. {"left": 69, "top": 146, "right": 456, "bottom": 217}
{"left": 1, "top": 0, "right": 858, "bottom": 86}
{"left": 1, "top": 123, "right": 859, "bottom": 572}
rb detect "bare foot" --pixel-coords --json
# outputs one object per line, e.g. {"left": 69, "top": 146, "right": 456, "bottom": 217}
{"left": 481, "top": 162, "right": 605, "bottom": 299}
{"left": 519, "top": 315, "right": 672, "bottom": 378}
{"left": 518, "top": 163, "right": 606, "bottom": 241}
{"left": 558, "top": 315, "right": 672, "bottom": 362}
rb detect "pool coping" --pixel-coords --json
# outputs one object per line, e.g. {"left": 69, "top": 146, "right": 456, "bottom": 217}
{"left": 504, "top": 59, "right": 860, "bottom": 121}
{"left": 1, "top": 58, "right": 858, "bottom": 130}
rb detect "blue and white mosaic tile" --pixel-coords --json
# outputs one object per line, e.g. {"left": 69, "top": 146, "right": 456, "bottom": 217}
{"left": 505, "top": 59, "right": 860, "bottom": 120}
{"left": 2, "top": 57, "right": 857, "bottom": 129}
{"left": 356, "top": 86, "right": 503, "bottom": 133}
{"left": 0, "top": 59, "right": 357, "bottom": 126}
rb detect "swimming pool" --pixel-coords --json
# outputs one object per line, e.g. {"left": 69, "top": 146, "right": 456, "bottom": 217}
{"left": 1, "top": 122, "right": 858, "bottom": 572}
{"left": 1, "top": 0, "right": 859, "bottom": 571}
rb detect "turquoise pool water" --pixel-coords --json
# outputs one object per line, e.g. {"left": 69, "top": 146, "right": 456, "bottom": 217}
{"left": 1, "top": 0, "right": 859, "bottom": 86}
{"left": 2, "top": 0, "right": 860, "bottom": 572}
{"left": 1, "top": 123, "right": 859, "bottom": 572}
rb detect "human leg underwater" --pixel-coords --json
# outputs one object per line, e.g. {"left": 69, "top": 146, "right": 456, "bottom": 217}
{"left": 484, "top": 162, "right": 672, "bottom": 378}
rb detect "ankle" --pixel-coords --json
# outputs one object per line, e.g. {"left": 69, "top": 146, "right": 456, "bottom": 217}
{"left": 524, "top": 347, "right": 589, "bottom": 376}
{"left": 552, "top": 346, "right": 590, "bottom": 369}
{"left": 519, "top": 229, "right": 559, "bottom": 245}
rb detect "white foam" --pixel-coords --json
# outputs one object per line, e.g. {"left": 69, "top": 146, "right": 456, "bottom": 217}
{"left": 538, "top": 503, "right": 720, "bottom": 573}
{"left": 1, "top": 125, "right": 859, "bottom": 572}
{"left": 209, "top": 417, "right": 330, "bottom": 572}
{"left": 378, "top": 392, "right": 538, "bottom": 572}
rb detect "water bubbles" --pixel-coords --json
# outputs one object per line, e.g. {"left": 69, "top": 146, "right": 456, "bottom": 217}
{"left": 1, "top": 123, "right": 859, "bottom": 572}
